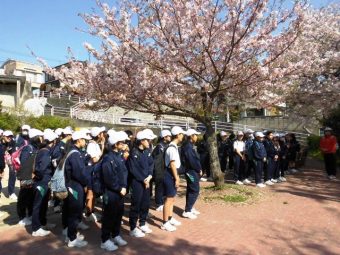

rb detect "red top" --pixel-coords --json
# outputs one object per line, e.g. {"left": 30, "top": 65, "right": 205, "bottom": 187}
{"left": 320, "top": 135, "right": 337, "bottom": 154}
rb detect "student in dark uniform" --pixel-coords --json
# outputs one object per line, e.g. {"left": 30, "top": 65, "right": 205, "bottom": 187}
{"left": 0, "top": 135, "right": 6, "bottom": 198}
{"left": 31, "top": 130, "right": 58, "bottom": 237}
{"left": 152, "top": 130, "right": 171, "bottom": 212}
{"left": 128, "top": 130, "right": 153, "bottom": 238}
{"left": 182, "top": 129, "right": 202, "bottom": 219}
{"left": 51, "top": 127, "right": 73, "bottom": 213}
{"left": 0, "top": 130, "right": 17, "bottom": 200}
{"left": 263, "top": 131, "right": 276, "bottom": 186}
{"left": 100, "top": 131, "right": 129, "bottom": 252}
{"left": 17, "top": 129, "right": 44, "bottom": 226}
{"left": 2, "top": 130, "right": 18, "bottom": 200}
{"left": 252, "top": 132, "right": 267, "bottom": 188}
{"left": 244, "top": 129, "right": 255, "bottom": 181}
{"left": 272, "top": 134, "right": 283, "bottom": 182}
{"left": 64, "top": 131, "right": 90, "bottom": 248}
{"left": 197, "top": 134, "right": 210, "bottom": 181}
{"left": 218, "top": 131, "right": 229, "bottom": 173}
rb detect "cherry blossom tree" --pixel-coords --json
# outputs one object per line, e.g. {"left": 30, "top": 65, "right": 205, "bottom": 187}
{"left": 43, "top": 0, "right": 317, "bottom": 186}
{"left": 284, "top": 4, "right": 340, "bottom": 123}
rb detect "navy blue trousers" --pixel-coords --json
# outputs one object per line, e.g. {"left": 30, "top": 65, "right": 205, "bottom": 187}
{"left": 273, "top": 160, "right": 281, "bottom": 179}
{"left": 129, "top": 179, "right": 150, "bottom": 230}
{"left": 265, "top": 158, "right": 275, "bottom": 181}
{"left": 65, "top": 184, "right": 84, "bottom": 241}
{"left": 233, "top": 154, "right": 245, "bottom": 181}
{"left": 101, "top": 191, "right": 124, "bottom": 242}
{"left": 8, "top": 165, "right": 16, "bottom": 195}
{"left": 184, "top": 170, "right": 200, "bottom": 212}
{"left": 17, "top": 186, "right": 34, "bottom": 220}
{"left": 254, "top": 160, "right": 264, "bottom": 184}
{"left": 154, "top": 178, "right": 164, "bottom": 206}
{"left": 32, "top": 184, "right": 49, "bottom": 231}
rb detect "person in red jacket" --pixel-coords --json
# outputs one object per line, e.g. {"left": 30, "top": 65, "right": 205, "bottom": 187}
{"left": 319, "top": 127, "right": 338, "bottom": 179}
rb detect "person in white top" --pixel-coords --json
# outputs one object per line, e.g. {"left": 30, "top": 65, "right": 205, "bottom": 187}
{"left": 161, "top": 126, "right": 185, "bottom": 232}
{"left": 84, "top": 126, "right": 106, "bottom": 222}
{"left": 233, "top": 131, "right": 249, "bottom": 185}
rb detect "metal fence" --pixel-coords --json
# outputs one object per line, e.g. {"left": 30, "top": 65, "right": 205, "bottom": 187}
{"left": 40, "top": 93, "right": 310, "bottom": 145}
{"left": 39, "top": 91, "right": 87, "bottom": 103}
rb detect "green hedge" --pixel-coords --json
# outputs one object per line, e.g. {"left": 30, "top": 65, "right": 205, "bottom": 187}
{"left": 25, "top": 115, "right": 74, "bottom": 131}
{"left": 0, "top": 113, "right": 22, "bottom": 132}
{"left": 0, "top": 113, "right": 74, "bottom": 132}
{"left": 307, "top": 135, "right": 323, "bottom": 161}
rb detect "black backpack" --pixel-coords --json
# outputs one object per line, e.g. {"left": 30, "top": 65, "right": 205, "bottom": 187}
{"left": 91, "top": 159, "right": 104, "bottom": 196}
{"left": 17, "top": 145, "right": 37, "bottom": 181}
{"left": 152, "top": 143, "right": 166, "bottom": 181}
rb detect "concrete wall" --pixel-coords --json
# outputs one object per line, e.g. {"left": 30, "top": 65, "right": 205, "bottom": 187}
{"left": 236, "top": 116, "right": 319, "bottom": 134}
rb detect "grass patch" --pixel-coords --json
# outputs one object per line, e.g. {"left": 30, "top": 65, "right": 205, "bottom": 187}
{"left": 202, "top": 184, "right": 261, "bottom": 204}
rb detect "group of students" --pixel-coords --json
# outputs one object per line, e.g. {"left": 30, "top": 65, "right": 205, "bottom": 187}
{"left": 197, "top": 129, "right": 302, "bottom": 188}
{"left": 0, "top": 124, "right": 204, "bottom": 251}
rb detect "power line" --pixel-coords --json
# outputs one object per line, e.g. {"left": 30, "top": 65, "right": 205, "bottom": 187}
{"left": 0, "top": 48, "right": 66, "bottom": 64}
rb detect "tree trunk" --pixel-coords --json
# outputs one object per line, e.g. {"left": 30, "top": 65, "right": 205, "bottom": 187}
{"left": 205, "top": 122, "right": 225, "bottom": 187}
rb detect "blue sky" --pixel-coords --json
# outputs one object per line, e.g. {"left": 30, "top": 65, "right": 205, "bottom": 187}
{"left": 0, "top": 0, "right": 334, "bottom": 67}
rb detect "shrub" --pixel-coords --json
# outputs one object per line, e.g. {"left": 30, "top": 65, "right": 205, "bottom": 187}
{"left": 0, "top": 113, "right": 74, "bottom": 133}
{"left": 0, "top": 113, "right": 21, "bottom": 131}
{"left": 25, "top": 115, "right": 74, "bottom": 130}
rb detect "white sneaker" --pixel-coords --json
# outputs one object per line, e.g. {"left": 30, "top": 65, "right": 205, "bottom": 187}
{"left": 112, "top": 235, "right": 128, "bottom": 246}
{"left": 53, "top": 205, "right": 61, "bottom": 213}
{"left": 200, "top": 177, "right": 207, "bottom": 182}
{"left": 84, "top": 213, "right": 98, "bottom": 222}
{"left": 68, "top": 237, "right": 88, "bottom": 248}
{"left": 279, "top": 177, "right": 287, "bottom": 182}
{"left": 329, "top": 175, "right": 337, "bottom": 180}
{"left": 169, "top": 217, "right": 182, "bottom": 226}
{"left": 42, "top": 223, "right": 56, "bottom": 230}
{"left": 182, "top": 211, "right": 197, "bottom": 219}
{"left": 156, "top": 205, "right": 164, "bottom": 212}
{"left": 77, "top": 221, "right": 89, "bottom": 230}
{"left": 18, "top": 219, "right": 27, "bottom": 226}
{"left": 130, "top": 228, "right": 145, "bottom": 238}
{"left": 161, "top": 221, "right": 176, "bottom": 232}
{"left": 64, "top": 232, "right": 85, "bottom": 243}
{"left": 48, "top": 200, "right": 54, "bottom": 208}
{"left": 265, "top": 180, "right": 274, "bottom": 186}
{"left": 256, "top": 183, "right": 266, "bottom": 188}
{"left": 235, "top": 180, "right": 244, "bottom": 185}
{"left": 139, "top": 224, "right": 152, "bottom": 234}
{"left": 32, "top": 228, "right": 51, "bottom": 237}
{"left": 100, "top": 239, "right": 118, "bottom": 251}
{"left": 290, "top": 169, "right": 298, "bottom": 173}
{"left": 9, "top": 193, "right": 18, "bottom": 201}
{"left": 19, "top": 217, "right": 32, "bottom": 226}
{"left": 191, "top": 208, "right": 201, "bottom": 215}
{"left": 271, "top": 179, "right": 278, "bottom": 183}
{"left": 243, "top": 179, "right": 251, "bottom": 184}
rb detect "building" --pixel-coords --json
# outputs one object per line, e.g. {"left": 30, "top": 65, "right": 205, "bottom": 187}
{"left": 42, "top": 61, "right": 86, "bottom": 92}
{"left": 0, "top": 59, "right": 44, "bottom": 108}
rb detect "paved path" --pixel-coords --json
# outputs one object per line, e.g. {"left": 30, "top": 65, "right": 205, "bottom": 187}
{"left": 0, "top": 159, "right": 339, "bottom": 255}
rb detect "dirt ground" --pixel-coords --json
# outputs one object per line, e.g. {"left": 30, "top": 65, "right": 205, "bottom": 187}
{"left": 0, "top": 158, "right": 339, "bottom": 255}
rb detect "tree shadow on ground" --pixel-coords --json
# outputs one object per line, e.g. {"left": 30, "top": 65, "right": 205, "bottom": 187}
{"left": 0, "top": 229, "right": 225, "bottom": 255}
{"left": 258, "top": 222, "right": 340, "bottom": 255}
{"left": 272, "top": 168, "right": 340, "bottom": 204}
